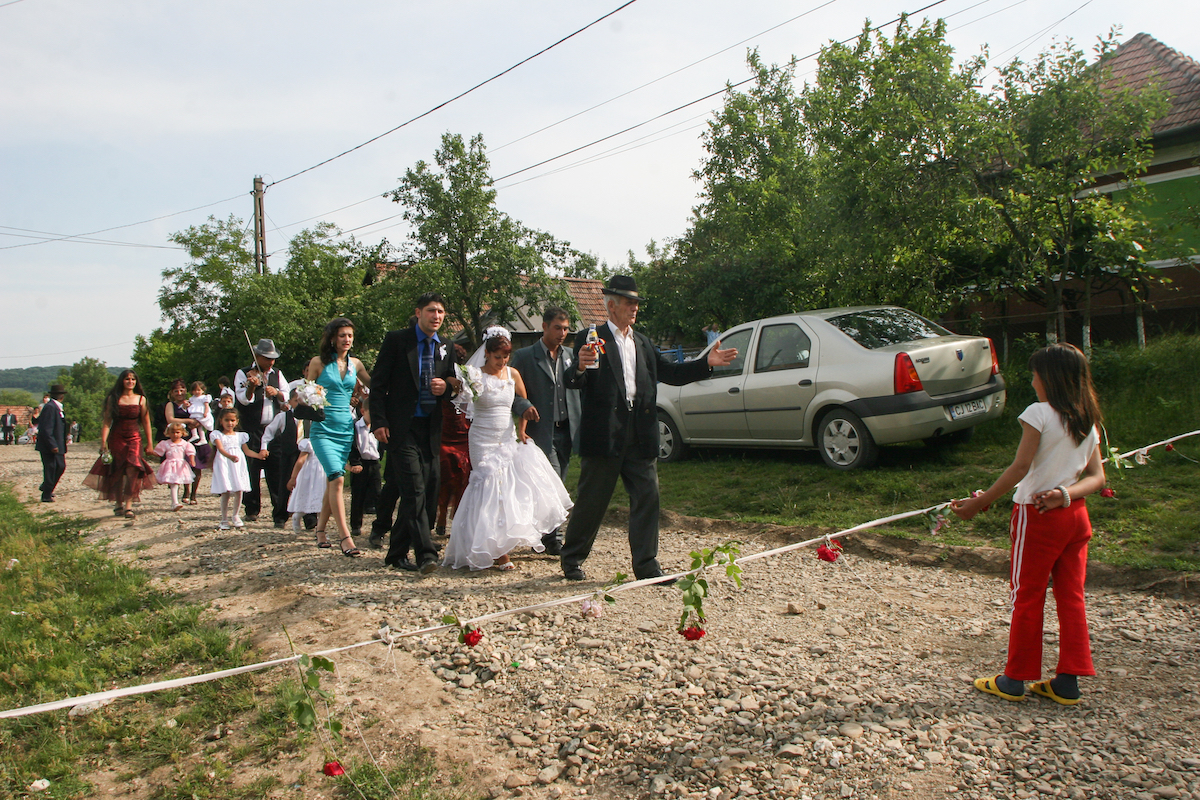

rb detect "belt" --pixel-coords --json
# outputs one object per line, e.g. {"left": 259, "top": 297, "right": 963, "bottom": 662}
{"left": 554, "top": 420, "right": 569, "bottom": 428}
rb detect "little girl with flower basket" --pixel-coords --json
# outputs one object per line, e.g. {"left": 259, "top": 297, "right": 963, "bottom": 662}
{"left": 952, "top": 343, "right": 1107, "bottom": 706}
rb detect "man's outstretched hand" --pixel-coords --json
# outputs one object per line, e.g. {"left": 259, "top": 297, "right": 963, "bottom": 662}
{"left": 707, "top": 342, "right": 737, "bottom": 367}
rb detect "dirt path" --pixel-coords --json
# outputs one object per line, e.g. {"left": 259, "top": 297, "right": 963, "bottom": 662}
{"left": 2, "top": 445, "right": 1198, "bottom": 800}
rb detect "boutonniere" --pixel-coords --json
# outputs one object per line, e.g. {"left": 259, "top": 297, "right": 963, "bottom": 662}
{"left": 439, "top": 344, "right": 447, "bottom": 360}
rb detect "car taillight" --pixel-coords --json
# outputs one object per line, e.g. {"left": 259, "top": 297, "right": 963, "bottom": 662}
{"left": 988, "top": 338, "right": 999, "bottom": 376}
{"left": 894, "top": 353, "right": 924, "bottom": 395}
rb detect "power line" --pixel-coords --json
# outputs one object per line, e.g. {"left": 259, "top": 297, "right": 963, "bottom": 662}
{"left": 264, "top": 0, "right": 643, "bottom": 188}
{"left": 0, "top": 0, "right": 31, "bottom": 8}
{"left": 0, "top": 340, "right": 135, "bottom": 361}
{"left": 0, "top": 193, "right": 244, "bottom": 251}
{"left": 0, "top": 227, "right": 180, "bottom": 250}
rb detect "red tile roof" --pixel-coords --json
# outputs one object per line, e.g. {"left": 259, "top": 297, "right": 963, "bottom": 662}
{"left": 1106, "top": 33, "right": 1200, "bottom": 136}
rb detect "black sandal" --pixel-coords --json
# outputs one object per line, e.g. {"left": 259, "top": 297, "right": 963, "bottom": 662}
{"left": 340, "top": 537, "right": 362, "bottom": 557}
{"left": 315, "top": 531, "right": 332, "bottom": 549}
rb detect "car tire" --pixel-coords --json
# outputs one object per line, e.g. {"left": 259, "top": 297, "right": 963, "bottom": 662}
{"left": 817, "top": 408, "right": 878, "bottom": 470}
{"left": 657, "top": 411, "right": 688, "bottom": 463}
{"left": 925, "top": 426, "right": 974, "bottom": 448}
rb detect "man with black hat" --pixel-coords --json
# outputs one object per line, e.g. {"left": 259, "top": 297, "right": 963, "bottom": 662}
{"left": 36, "top": 384, "right": 68, "bottom": 502}
{"left": 560, "top": 276, "right": 737, "bottom": 582}
{"left": 235, "top": 338, "right": 289, "bottom": 523}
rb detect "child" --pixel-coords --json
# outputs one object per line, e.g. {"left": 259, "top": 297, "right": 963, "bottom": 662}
{"left": 952, "top": 343, "right": 1106, "bottom": 706}
{"left": 261, "top": 385, "right": 304, "bottom": 529}
{"left": 217, "top": 393, "right": 235, "bottom": 412}
{"left": 187, "top": 382, "right": 213, "bottom": 441}
{"left": 286, "top": 438, "right": 329, "bottom": 544}
{"left": 217, "top": 376, "right": 235, "bottom": 401}
{"left": 348, "top": 404, "right": 381, "bottom": 539}
{"left": 209, "top": 407, "right": 257, "bottom": 530}
{"left": 155, "top": 421, "right": 197, "bottom": 511}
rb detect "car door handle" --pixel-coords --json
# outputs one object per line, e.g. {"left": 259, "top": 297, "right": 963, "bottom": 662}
{"left": 798, "top": 380, "right": 812, "bottom": 387}
{"left": 728, "top": 387, "right": 740, "bottom": 394}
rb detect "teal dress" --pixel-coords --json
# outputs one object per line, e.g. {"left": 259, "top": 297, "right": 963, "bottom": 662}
{"left": 310, "top": 359, "right": 356, "bottom": 480}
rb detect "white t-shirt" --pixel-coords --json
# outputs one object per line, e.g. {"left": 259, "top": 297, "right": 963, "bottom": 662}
{"left": 1013, "top": 402, "right": 1099, "bottom": 505}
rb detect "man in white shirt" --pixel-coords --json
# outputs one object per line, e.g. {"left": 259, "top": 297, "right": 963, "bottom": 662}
{"left": 235, "top": 338, "right": 288, "bottom": 523}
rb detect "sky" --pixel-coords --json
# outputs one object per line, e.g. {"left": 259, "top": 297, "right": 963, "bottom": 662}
{"left": 2, "top": 0, "right": 1197, "bottom": 370}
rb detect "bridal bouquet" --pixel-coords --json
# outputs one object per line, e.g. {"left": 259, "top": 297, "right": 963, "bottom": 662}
{"left": 295, "top": 380, "right": 327, "bottom": 422}
{"left": 456, "top": 364, "right": 483, "bottom": 402}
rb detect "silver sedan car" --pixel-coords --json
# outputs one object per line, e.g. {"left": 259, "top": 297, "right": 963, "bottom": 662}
{"left": 657, "top": 306, "right": 1006, "bottom": 469}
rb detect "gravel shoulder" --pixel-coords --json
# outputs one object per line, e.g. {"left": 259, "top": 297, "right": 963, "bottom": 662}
{"left": 2, "top": 444, "right": 1198, "bottom": 800}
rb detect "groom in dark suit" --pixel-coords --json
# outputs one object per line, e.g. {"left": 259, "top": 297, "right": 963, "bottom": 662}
{"left": 510, "top": 306, "right": 580, "bottom": 555}
{"left": 370, "top": 292, "right": 460, "bottom": 574}
{"left": 36, "top": 385, "right": 68, "bottom": 502}
{"left": 560, "top": 276, "right": 737, "bottom": 582}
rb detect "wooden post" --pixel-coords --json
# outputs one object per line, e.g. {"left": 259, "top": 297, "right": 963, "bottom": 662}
{"left": 252, "top": 176, "right": 267, "bottom": 275}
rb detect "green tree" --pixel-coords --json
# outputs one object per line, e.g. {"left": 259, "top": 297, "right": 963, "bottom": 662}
{"left": 968, "top": 32, "right": 1169, "bottom": 342}
{"left": 385, "top": 132, "right": 587, "bottom": 346}
{"left": 0, "top": 389, "right": 37, "bottom": 407}
{"left": 56, "top": 357, "right": 113, "bottom": 440}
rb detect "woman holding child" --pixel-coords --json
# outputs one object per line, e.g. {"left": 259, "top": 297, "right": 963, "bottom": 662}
{"left": 305, "top": 318, "right": 371, "bottom": 555}
{"left": 164, "top": 379, "right": 212, "bottom": 504}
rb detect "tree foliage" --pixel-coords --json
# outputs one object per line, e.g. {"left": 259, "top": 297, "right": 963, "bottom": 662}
{"left": 55, "top": 357, "right": 113, "bottom": 440}
{"left": 385, "top": 132, "right": 590, "bottom": 347}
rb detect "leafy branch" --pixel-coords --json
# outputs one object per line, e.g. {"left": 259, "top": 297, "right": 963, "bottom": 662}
{"left": 677, "top": 542, "right": 742, "bottom": 638}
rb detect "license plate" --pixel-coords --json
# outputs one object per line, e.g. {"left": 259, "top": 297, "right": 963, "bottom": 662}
{"left": 948, "top": 398, "right": 987, "bottom": 420}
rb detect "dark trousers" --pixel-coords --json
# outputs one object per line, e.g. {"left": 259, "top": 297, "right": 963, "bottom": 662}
{"left": 276, "top": 450, "right": 299, "bottom": 525}
{"left": 560, "top": 419, "right": 661, "bottom": 579}
{"left": 350, "top": 460, "right": 381, "bottom": 530}
{"left": 384, "top": 417, "right": 439, "bottom": 566}
{"left": 542, "top": 422, "right": 573, "bottom": 546}
{"left": 245, "top": 446, "right": 282, "bottom": 520}
{"left": 1, "top": 428, "right": 13, "bottom": 445}
{"left": 39, "top": 450, "right": 65, "bottom": 499}
{"left": 372, "top": 456, "right": 400, "bottom": 539}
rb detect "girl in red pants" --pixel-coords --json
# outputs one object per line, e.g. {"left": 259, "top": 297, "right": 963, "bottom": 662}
{"left": 952, "top": 343, "right": 1106, "bottom": 705}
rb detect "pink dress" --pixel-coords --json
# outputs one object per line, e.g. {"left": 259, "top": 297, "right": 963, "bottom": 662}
{"left": 154, "top": 440, "right": 196, "bottom": 485}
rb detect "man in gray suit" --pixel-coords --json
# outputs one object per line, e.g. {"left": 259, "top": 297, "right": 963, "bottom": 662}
{"left": 510, "top": 307, "right": 581, "bottom": 555}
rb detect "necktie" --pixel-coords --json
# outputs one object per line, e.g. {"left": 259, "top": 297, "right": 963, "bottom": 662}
{"left": 419, "top": 339, "right": 437, "bottom": 415}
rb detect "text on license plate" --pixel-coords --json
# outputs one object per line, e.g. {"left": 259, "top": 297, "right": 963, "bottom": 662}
{"left": 948, "top": 398, "right": 987, "bottom": 420}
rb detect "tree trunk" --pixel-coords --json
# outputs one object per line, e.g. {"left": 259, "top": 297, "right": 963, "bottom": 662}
{"left": 1082, "top": 274, "right": 1093, "bottom": 356}
{"left": 1044, "top": 275, "right": 1059, "bottom": 343}
{"left": 1136, "top": 299, "right": 1146, "bottom": 351}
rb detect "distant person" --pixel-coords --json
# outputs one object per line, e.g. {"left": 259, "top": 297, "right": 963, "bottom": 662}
{"left": 953, "top": 343, "right": 1106, "bottom": 706}
{"left": 164, "top": 380, "right": 212, "bottom": 505}
{"left": 0, "top": 410, "right": 16, "bottom": 445}
{"left": 84, "top": 370, "right": 157, "bottom": 519}
{"left": 35, "top": 385, "right": 68, "bottom": 502}
{"left": 702, "top": 323, "right": 721, "bottom": 346}
{"left": 154, "top": 421, "right": 197, "bottom": 511}
{"left": 509, "top": 306, "right": 580, "bottom": 555}
{"left": 236, "top": 338, "right": 288, "bottom": 523}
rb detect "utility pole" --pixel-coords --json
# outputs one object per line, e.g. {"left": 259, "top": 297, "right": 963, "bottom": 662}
{"left": 252, "top": 176, "right": 267, "bottom": 275}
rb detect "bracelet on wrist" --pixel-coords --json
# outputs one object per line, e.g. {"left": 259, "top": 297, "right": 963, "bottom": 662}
{"left": 1056, "top": 484, "right": 1071, "bottom": 508}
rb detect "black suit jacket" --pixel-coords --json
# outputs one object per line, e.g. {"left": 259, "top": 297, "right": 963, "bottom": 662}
{"left": 567, "top": 323, "right": 710, "bottom": 460}
{"left": 34, "top": 400, "right": 66, "bottom": 454}
{"left": 369, "top": 326, "right": 457, "bottom": 451}
{"left": 510, "top": 342, "right": 582, "bottom": 455}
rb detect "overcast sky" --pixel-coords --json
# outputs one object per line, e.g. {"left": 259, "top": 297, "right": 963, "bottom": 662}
{"left": 2, "top": 0, "right": 1196, "bottom": 370}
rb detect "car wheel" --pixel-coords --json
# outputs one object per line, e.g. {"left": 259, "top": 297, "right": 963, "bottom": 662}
{"left": 817, "top": 409, "right": 878, "bottom": 470}
{"left": 657, "top": 411, "right": 688, "bottom": 463}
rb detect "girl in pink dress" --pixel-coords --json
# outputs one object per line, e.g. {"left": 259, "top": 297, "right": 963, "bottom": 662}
{"left": 154, "top": 422, "right": 197, "bottom": 511}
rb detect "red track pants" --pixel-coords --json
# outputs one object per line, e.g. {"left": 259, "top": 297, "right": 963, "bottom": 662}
{"left": 1005, "top": 501, "right": 1096, "bottom": 680}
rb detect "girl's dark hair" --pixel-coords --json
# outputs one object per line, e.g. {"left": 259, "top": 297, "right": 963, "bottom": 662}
{"left": 1029, "top": 343, "right": 1102, "bottom": 446}
{"left": 190, "top": 381, "right": 206, "bottom": 393}
{"left": 485, "top": 334, "right": 512, "bottom": 355}
{"left": 104, "top": 369, "right": 145, "bottom": 420}
{"left": 217, "top": 376, "right": 231, "bottom": 388}
{"left": 216, "top": 407, "right": 240, "bottom": 430}
{"left": 319, "top": 317, "right": 356, "bottom": 364}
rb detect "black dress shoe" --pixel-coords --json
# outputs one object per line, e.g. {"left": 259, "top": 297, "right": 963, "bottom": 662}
{"left": 244, "top": 514, "right": 259, "bottom": 523}
{"left": 563, "top": 566, "right": 586, "bottom": 581}
{"left": 418, "top": 556, "right": 439, "bottom": 575}
{"left": 368, "top": 532, "right": 385, "bottom": 549}
{"left": 387, "top": 557, "right": 419, "bottom": 572}
{"left": 541, "top": 536, "right": 562, "bottom": 556}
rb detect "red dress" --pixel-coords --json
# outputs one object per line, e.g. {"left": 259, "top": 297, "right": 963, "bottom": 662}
{"left": 436, "top": 406, "right": 472, "bottom": 529}
{"left": 84, "top": 402, "right": 157, "bottom": 502}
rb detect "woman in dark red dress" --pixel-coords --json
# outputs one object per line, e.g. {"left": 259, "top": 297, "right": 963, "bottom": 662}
{"left": 84, "top": 370, "right": 157, "bottom": 518}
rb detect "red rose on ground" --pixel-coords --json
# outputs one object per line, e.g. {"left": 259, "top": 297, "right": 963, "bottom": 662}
{"left": 680, "top": 626, "right": 706, "bottom": 641}
{"left": 323, "top": 761, "right": 345, "bottom": 776}
{"left": 462, "top": 628, "right": 483, "bottom": 647}
{"left": 1100, "top": 487, "right": 1115, "bottom": 498}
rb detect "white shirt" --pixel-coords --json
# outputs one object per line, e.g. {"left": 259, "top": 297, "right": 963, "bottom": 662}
{"left": 259, "top": 410, "right": 300, "bottom": 451}
{"left": 354, "top": 417, "right": 380, "bottom": 461}
{"left": 607, "top": 320, "right": 638, "bottom": 407}
{"left": 235, "top": 367, "right": 287, "bottom": 426}
{"left": 1013, "top": 402, "right": 1099, "bottom": 505}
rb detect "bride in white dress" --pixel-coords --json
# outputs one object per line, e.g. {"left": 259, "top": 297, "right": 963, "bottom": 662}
{"left": 442, "top": 327, "right": 573, "bottom": 571}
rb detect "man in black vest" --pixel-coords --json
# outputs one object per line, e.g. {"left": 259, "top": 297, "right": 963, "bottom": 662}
{"left": 36, "top": 385, "right": 68, "bottom": 502}
{"left": 235, "top": 338, "right": 288, "bottom": 524}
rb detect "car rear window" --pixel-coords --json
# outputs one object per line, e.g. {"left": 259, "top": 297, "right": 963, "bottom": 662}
{"left": 826, "top": 308, "right": 951, "bottom": 349}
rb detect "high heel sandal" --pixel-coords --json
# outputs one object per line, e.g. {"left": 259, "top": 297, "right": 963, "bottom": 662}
{"left": 340, "top": 537, "right": 362, "bottom": 557}
{"left": 315, "top": 530, "right": 332, "bottom": 549}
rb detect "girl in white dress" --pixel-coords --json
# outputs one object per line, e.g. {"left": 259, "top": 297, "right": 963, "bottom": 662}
{"left": 154, "top": 421, "right": 197, "bottom": 511}
{"left": 443, "top": 327, "right": 573, "bottom": 571}
{"left": 286, "top": 438, "right": 330, "bottom": 542}
{"left": 209, "top": 408, "right": 256, "bottom": 530}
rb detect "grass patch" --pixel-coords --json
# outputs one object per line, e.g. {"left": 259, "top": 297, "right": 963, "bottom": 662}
{"left": 567, "top": 334, "right": 1200, "bottom": 571}
{"left": 0, "top": 487, "right": 466, "bottom": 799}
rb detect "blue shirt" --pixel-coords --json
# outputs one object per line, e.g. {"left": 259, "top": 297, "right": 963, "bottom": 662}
{"left": 414, "top": 326, "right": 441, "bottom": 418}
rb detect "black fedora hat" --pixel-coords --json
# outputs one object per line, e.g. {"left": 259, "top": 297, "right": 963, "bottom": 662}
{"left": 601, "top": 275, "right": 643, "bottom": 302}
{"left": 49, "top": 384, "right": 67, "bottom": 397}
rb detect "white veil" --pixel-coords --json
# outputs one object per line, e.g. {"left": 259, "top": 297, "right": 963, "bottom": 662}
{"left": 454, "top": 326, "right": 511, "bottom": 419}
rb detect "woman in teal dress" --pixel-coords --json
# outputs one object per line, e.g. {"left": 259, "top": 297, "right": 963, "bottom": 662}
{"left": 306, "top": 317, "right": 371, "bottom": 556}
